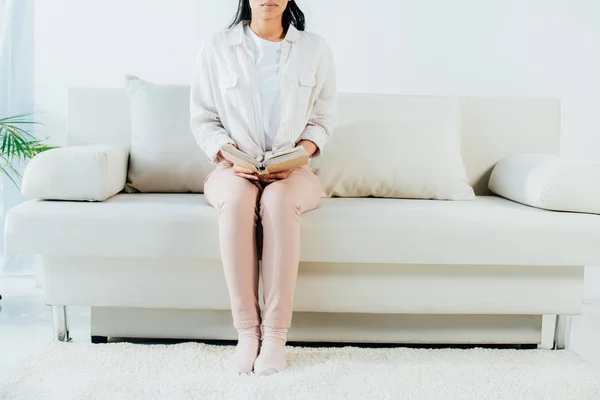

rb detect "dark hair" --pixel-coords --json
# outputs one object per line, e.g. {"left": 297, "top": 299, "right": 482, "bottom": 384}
{"left": 229, "top": 0, "right": 305, "bottom": 31}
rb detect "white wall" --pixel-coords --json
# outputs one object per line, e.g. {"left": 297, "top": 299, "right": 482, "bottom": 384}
{"left": 34, "top": 0, "right": 600, "bottom": 298}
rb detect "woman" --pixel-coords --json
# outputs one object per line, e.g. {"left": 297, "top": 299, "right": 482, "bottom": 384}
{"left": 191, "top": 0, "right": 337, "bottom": 375}
{"left": 190, "top": 0, "right": 336, "bottom": 375}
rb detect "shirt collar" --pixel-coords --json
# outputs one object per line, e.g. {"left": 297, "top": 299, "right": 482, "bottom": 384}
{"left": 227, "top": 20, "right": 300, "bottom": 46}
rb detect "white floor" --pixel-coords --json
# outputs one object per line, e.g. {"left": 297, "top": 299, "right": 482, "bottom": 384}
{"left": 2, "top": 274, "right": 600, "bottom": 386}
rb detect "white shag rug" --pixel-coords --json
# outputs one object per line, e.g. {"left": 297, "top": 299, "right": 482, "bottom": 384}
{"left": 1, "top": 342, "right": 599, "bottom": 400}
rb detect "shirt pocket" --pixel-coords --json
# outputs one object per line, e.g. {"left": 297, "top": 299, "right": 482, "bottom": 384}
{"left": 298, "top": 74, "right": 316, "bottom": 89}
{"left": 217, "top": 74, "right": 241, "bottom": 112}
{"left": 295, "top": 73, "right": 317, "bottom": 119}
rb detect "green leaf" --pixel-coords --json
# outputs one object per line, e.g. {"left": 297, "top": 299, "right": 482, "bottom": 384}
{"left": 1, "top": 123, "right": 47, "bottom": 160}
{"left": 0, "top": 126, "right": 7, "bottom": 153}
{"left": 13, "top": 129, "right": 35, "bottom": 155}
{"left": 5, "top": 123, "right": 37, "bottom": 141}
{"left": 6, "top": 131, "right": 22, "bottom": 159}
{"left": 0, "top": 113, "right": 55, "bottom": 184}
{"left": 5, "top": 127, "right": 13, "bottom": 159}
{"left": 4, "top": 125, "right": 23, "bottom": 159}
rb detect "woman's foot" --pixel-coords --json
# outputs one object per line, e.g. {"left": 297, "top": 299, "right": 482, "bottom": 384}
{"left": 253, "top": 327, "right": 288, "bottom": 375}
{"left": 223, "top": 326, "right": 260, "bottom": 374}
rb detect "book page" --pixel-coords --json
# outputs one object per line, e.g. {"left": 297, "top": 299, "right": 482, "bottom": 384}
{"left": 264, "top": 155, "right": 309, "bottom": 174}
{"left": 265, "top": 146, "right": 307, "bottom": 162}
{"left": 220, "top": 144, "right": 261, "bottom": 173}
{"left": 263, "top": 146, "right": 309, "bottom": 172}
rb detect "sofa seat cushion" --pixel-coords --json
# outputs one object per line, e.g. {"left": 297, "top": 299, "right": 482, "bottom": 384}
{"left": 5, "top": 194, "right": 600, "bottom": 266}
{"left": 5, "top": 194, "right": 219, "bottom": 260}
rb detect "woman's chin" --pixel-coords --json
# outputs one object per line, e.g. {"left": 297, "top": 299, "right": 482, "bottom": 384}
{"left": 258, "top": 10, "right": 282, "bottom": 18}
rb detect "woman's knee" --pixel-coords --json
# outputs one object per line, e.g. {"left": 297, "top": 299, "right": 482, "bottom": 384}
{"left": 222, "top": 187, "right": 259, "bottom": 217}
{"left": 260, "top": 185, "right": 299, "bottom": 218}
{"left": 208, "top": 175, "right": 260, "bottom": 218}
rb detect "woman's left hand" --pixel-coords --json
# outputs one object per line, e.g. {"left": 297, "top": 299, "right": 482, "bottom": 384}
{"left": 260, "top": 141, "right": 317, "bottom": 183}
{"left": 260, "top": 168, "right": 297, "bottom": 184}
{"left": 298, "top": 140, "right": 318, "bottom": 157}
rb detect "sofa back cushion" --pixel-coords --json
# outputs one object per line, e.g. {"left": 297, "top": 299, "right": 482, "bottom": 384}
{"left": 124, "top": 76, "right": 213, "bottom": 193}
{"left": 67, "top": 85, "right": 561, "bottom": 195}
{"left": 311, "top": 96, "right": 475, "bottom": 200}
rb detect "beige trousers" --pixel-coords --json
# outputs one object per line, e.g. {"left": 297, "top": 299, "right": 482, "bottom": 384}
{"left": 204, "top": 164, "right": 322, "bottom": 330}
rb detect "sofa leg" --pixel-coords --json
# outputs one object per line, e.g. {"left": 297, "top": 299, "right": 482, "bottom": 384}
{"left": 91, "top": 335, "right": 108, "bottom": 344}
{"left": 553, "top": 315, "right": 571, "bottom": 350}
{"left": 51, "top": 305, "right": 72, "bottom": 342}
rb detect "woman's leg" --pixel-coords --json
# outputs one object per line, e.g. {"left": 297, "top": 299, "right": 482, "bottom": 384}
{"left": 254, "top": 166, "right": 322, "bottom": 374}
{"left": 204, "top": 163, "right": 262, "bottom": 373}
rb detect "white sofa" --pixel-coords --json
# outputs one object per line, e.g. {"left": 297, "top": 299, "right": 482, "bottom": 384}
{"left": 5, "top": 89, "right": 598, "bottom": 350}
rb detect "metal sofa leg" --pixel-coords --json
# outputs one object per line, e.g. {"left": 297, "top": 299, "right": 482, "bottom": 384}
{"left": 52, "top": 305, "right": 72, "bottom": 342}
{"left": 553, "top": 315, "right": 571, "bottom": 350}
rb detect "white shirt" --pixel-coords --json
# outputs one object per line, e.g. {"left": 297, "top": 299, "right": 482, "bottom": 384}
{"left": 190, "top": 21, "right": 337, "bottom": 163}
{"left": 244, "top": 25, "right": 282, "bottom": 152}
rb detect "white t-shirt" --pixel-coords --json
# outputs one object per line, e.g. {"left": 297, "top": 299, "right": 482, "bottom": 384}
{"left": 245, "top": 25, "right": 283, "bottom": 151}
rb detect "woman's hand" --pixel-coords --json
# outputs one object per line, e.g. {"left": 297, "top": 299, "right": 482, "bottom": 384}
{"left": 260, "top": 168, "right": 297, "bottom": 184}
{"left": 297, "top": 140, "right": 318, "bottom": 157}
{"left": 233, "top": 165, "right": 260, "bottom": 181}
{"left": 215, "top": 151, "right": 225, "bottom": 164}
{"left": 215, "top": 142, "right": 236, "bottom": 164}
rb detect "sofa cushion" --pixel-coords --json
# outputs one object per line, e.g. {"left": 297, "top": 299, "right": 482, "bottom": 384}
{"left": 125, "top": 76, "right": 213, "bottom": 193}
{"left": 311, "top": 95, "right": 475, "bottom": 200}
{"left": 6, "top": 195, "right": 600, "bottom": 266}
{"left": 20, "top": 145, "right": 128, "bottom": 201}
{"left": 489, "top": 153, "right": 600, "bottom": 215}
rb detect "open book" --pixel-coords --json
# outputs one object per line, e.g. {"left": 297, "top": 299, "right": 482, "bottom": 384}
{"left": 220, "top": 144, "right": 309, "bottom": 175}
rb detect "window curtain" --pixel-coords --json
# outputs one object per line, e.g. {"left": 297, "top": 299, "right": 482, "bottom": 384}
{"left": 0, "top": 0, "right": 34, "bottom": 117}
{"left": 0, "top": 0, "right": 34, "bottom": 274}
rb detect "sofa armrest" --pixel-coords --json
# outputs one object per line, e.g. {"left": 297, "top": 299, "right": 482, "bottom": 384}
{"left": 21, "top": 145, "right": 129, "bottom": 201}
{"left": 488, "top": 153, "right": 600, "bottom": 215}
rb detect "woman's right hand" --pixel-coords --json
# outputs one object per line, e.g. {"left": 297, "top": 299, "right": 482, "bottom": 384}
{"left": 233, "top": 165, "right": 259, "bottom": 181}
{"left": 215, "top": 143, "right": 236, "bottom": 163}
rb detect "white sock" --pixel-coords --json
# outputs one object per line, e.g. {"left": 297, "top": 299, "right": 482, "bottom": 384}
{"left": 253, "top": 327, "right": 288, "bottom": 375}
{"left": 223, "top": 326, "right": 260, "bottom": 374}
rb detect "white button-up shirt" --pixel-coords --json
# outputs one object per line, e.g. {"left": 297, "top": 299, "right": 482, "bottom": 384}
{"left": 190, "top": 21, "right": 337, "bottom": 163}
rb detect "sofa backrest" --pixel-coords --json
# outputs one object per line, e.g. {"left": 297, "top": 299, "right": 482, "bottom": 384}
{"left": 68, "top": 88, "right": 560, "bottom": 195}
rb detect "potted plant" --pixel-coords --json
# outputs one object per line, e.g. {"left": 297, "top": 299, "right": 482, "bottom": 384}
{"left": 0, "top": 113, "right": 56, "bottom": 187}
